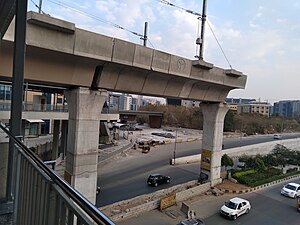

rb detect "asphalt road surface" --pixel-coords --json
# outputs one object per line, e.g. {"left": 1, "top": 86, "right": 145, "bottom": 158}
{"left": 204, "top": 177, "right": 300, "bottom": 225}
{"left": 96, "top": 133, "right": 300, "bottom": 207}
{"left": 119, "top": 177, "right": 300, "bottom": 225}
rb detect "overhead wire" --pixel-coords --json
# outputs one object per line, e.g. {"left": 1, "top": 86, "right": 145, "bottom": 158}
{"left": 206, "top": 20, "right": 232, "bottom": 69}
{"left": 45, "top": 0, "right": 144, "bottom": 38}
{"left": 158, "top": 0, "right": 201, "bottom": 17}
{"left": 157, "top": 0, "right": 233, "bottom": 68}
{"left": 147, "top": 39, "right": 156, "bottom": 50}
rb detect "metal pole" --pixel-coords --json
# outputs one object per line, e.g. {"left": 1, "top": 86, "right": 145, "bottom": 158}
{"left": 24, "top": 82, "right": 28, "bottom": 110}
{"left": 143, "top": 22, "right": 148, "bottom": 47}
{"left": 7, "top": 0, "right": 28, "bottom": 201}
{"left": 173, "top": 128, "right": 177, "bottom": 165}
{"left": 38, "top": 0, "right": 42, "bottom": 13}
{"left": 199, "top": 0, "right": 207, "bottom": 60}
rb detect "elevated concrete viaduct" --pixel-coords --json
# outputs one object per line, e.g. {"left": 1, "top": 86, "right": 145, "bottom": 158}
{"left": 0, "top": 11, "right": 247, "bottom": 203}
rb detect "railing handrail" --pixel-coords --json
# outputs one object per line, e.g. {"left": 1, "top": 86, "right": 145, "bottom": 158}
{"left": 0, "top": 122, "right": 114, "bottom": 225}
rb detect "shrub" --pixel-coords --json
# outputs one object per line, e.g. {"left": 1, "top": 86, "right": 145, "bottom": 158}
{"left": 233, "top": 170, "right": 255, "bottom": 179}
{"left": 250, "top": 170, "right": 300, "bottom": 187}
{"left": 233, "top": 168, "right": 282, "bottom": 186}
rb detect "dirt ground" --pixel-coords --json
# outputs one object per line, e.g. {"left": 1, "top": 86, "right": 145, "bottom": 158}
{"left": 215, "top": 179, "right": 249, "bottom": 191}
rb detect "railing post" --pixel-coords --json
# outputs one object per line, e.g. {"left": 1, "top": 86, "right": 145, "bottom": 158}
{"left": 46, "top": 185, "right": 57, "bottom": 225}
{"left": 13, "top": 149, "right": 21, "bottom": 224}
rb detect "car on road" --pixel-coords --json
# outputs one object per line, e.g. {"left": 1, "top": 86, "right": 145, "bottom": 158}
{"left": 180, "top": 218, "right": 205, "bottom": 225}
{"left": 220, "top": 197, "right": 251, "bottom": 220}
{"left": 281, "top": 182, "right": 300, "bottom": 198}
{"left": 147, "top": 174, "right": 170, "bottom": 187}
{"left": 273, "top": 134, "right": 282, "bottom": 139}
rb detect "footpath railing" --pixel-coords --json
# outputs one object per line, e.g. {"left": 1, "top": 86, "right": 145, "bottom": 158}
{"left": 0, "top": 122, "right": 114, "bottom": 225}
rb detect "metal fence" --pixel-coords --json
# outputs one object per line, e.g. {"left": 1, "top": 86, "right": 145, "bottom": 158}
{"left": 0, "top": 103, "right": 68, "bottom": 112}
{"left": 0, "top": 123, "right": 114, "bottom": 225}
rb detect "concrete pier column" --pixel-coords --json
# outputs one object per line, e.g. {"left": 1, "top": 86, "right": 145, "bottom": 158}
{"left": 201, "top": 102, "right": 229, "bottom": 186}
{"left": 60, "top": 120, "right": 68, "bottom": 159}
{"left": 51, "top": 120, "right": 60, "bottom": 160}
{"left": 64, "top": 87, "right": 107, "bottom": 204}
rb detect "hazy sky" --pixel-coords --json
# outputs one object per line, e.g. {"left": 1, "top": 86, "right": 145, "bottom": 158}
{"left": 28, "top": 0, "right": 300, "bottom": 102}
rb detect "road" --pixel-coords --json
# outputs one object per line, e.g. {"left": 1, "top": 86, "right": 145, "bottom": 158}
{"left": 96, "top": 133, "right": 300, "bottom": 207}
{"left": 204, "top": 177, "right": 300, "bottom": 225}
{"left": 119, "top": 177, "right": 300, "bottom": 225}
{"left": 223, "top": 132, "right": 300, "bottom": 149}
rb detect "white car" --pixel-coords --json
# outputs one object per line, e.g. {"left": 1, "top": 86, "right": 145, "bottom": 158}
{"left": 274, "top": 134, "right": 282, "bottom": 139}
{"left": 281, "top": 183, "right": 300, "bottom": 198}
{"left": 220, "top": 197, "right": 251, "bottom": 220}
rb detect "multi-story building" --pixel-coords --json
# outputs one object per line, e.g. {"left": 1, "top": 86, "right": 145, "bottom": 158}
{"left": 225, "top": 98, "right": 256, "bottom": 104}
{"left": 119, "top": 93, "right": 132, "bottom": 110}
{"left": 237, "top": 102, "right": 271, "bottom": 116}
{"left": 225, "top": 98, "right": 256, "bottom": 112}
{"left": 131, "top": 97, "right": 138, "bottom": 111}
{"left": 273, "top": 100, "right": 300, "bottom": 118}
{"left": 0, "top": 83, "right": 69, "bottom": 136}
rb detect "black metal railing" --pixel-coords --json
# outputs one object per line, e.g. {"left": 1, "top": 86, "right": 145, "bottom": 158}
{"left": 0, "top": 122, "right": 114, "bottom": 225}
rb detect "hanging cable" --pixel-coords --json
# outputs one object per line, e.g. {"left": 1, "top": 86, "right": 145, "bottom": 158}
{"left": 158, "top": 0, "right": 233, "bottom": 68}
{"left": 45, "top": 0, "right": 144, "bottom": 38}
{"left": 158, "top": 0, "right": 202, "bottom": 17}
{"left": 206, "top": 21, "right": 232, "bottom": 69}
{"left": 147, "top": 39, "right": 156, "bottom": 50}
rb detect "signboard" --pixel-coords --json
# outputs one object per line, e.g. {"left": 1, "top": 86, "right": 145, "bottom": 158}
{"left": 201, "top": 149, "right": 212, "bottom": 171}
{"left": 160, "top": 194, "right": 176, "bottom": 210}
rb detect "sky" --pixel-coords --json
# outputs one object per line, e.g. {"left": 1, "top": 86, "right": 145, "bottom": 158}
{"left": 28, "top": 0, "right": 300, "bottom": 103}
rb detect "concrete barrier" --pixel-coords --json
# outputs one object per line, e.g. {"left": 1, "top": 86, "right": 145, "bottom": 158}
{"left": 222, "top": 138, "right": 300, "bottom": 158}
{"left": 170, "top": 154, "right": 201, "bottom": 165}
{"left": 100, "top": 180, "right": 210, "bottom": 222}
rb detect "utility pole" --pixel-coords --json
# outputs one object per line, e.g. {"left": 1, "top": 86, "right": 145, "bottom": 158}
{"left": 142, "top": 22, "right": 148, "bottom": 47}
{"left": 38, "top": 0, "right": 42, "bottom": 13}
{"left": 199, "top": 0, "right": 207, "bottom": 60}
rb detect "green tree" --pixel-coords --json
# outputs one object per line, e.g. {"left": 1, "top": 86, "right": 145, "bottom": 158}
{"left": 271, "top": 144, "right": 293, "bottom": 166}
{"left": 254, "top": 157, "right": 267, "bottom": 172}
{"left": 224, "top": 110, "right": 236, "bottom": 132}
{"left": 262, "top": 154, "right": 278, "bottom": 167}
{"left": 221, "top": 154, "right": 234, "bottom": 169}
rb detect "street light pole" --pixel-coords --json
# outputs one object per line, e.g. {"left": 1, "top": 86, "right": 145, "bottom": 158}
{"left": 173, "top": 127, "right": 177, "bottom": 165}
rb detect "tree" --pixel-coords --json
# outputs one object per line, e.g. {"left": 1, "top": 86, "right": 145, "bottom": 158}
{"left": 262, "top": 154, "right": 278, "bottom": 167}
{"left": 224, "top": 110, "right": 235, "bottom": 132}
{"left": 254, "top": 157, "right": 267, "bottom": 172}
{"left": 221, "top": 154, "right": 234, "bottom": 170}
{"left": 271, "top": 144, "right": 293, "bottom": 166}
